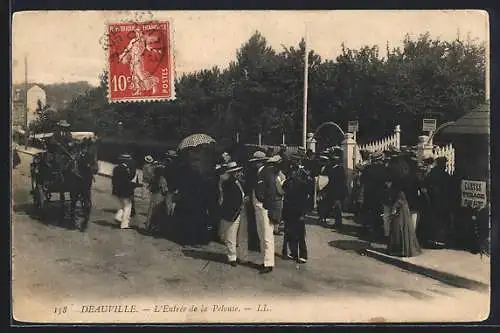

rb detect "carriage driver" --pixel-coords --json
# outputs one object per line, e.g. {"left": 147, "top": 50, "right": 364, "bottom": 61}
{"left": 47, "top": 120, "right": 73, "bottom": 167}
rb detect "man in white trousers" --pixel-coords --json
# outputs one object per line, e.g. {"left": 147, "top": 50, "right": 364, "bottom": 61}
{"left": 251, "top": 151, "right": 276, "bottom": 274}
{"left": 112, "top": 154, "right": 136, "bottom": 229}
{"left": 218, "top": 161, "right": 248, "bottom": 266}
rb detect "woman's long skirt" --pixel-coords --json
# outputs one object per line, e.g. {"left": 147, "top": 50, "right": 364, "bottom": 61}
{"left": 388, "top": 198, "right": 422, "bottom": 257}
{"left": 145, "top": 192, "right": 166, "bottom": 233}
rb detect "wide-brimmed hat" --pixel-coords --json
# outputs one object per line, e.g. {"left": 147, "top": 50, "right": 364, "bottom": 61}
{"left": 57, "top": 120, "right": 70, "bottom": 127}
{"left": 221, "top": 161, "right": 243, "bottom": 173}
{"left": 331, "top": 146, "right": 343, "bottom": 153}
{"left": 319, "top": 155, "right": 330, "bottom": 161}
{"left": 119, "top": 153, "right": 133, "bottom": 160}
{"left": 249, "top": 151, "right": 268, "bottom": 162}
{"left": 290, "top": 151, "right": 306, "bottom": 160}
{"left": 371, "top": 151, "right": 385, "bottom": 161}
{"left": 266, "top": 155, "right": 282, "bottom": 164}
{"left": 165, "top": 149, "right": 177, "bottom": 158}
{"left": 144, "top": 155, "right": 154, "bottom": 163}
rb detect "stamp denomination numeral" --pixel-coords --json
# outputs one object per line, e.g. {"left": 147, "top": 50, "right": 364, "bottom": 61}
{"left": 112, "top": 75, "right": 129, "bottom": 92}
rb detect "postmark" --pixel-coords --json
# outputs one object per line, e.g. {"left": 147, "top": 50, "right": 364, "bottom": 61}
{"left": 106, "top": 20, "right": 175, "bottom": 103}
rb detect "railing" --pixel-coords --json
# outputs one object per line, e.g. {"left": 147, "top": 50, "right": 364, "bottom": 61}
{"left": 433, "top": 143, "right": 455, "bottom": 175}
{"left": 358, "top": 125, "right": 401, "bottom": 154}
{"left": 245, "top": 144, "right": 300, "bottom": 154}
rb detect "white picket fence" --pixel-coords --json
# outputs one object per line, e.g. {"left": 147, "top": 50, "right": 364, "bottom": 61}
{"left": 433, "top": 143, "right": 455, "bottom": 175}
{"left": 355, "top": 125, "right": 401, "bottom": 164}
{"left": 245, "top": 144, "right": 300, "bottom": 154}
{"left": 358, "top": 125, "right": 401, "bottom": 153}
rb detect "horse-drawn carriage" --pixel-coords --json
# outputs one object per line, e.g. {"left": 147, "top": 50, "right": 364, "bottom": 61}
{"left": 30, "top": 132, "right": 98, "bottom": 231}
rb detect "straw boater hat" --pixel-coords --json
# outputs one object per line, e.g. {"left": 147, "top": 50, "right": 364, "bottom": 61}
{"left": 57, "top": 120, "right": 70, "bottom": 127}
{"left": 266, "top": 155, "right": 282, "bottom": 164}
{"left": 249, "top": 151, "right": 268, "bottom": 162}
{"left": 221, "top": 161, "right": 243, "bottom": 173}
{"left": 144, "top": 155, "right": 154, "bottom": 163}
{"left": 319, "top": 154, "right": 330, "bottom": 161}
{"left": 119, "top": 153, "right": 133, "bottom": 161}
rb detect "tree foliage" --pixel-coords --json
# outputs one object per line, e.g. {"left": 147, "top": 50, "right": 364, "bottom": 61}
{"left": 28, "top": 99, "right": 57, "bottom": 133}
{"left": 55, "top": 31, "right": 486, "bottom": 147}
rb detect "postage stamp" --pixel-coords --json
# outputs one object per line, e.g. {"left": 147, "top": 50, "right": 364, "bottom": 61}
{"left": 107, "top": 20, "right": 175, "bottom": 103}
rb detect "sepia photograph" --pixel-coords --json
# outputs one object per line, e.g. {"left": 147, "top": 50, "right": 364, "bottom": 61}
{"left": 11, "top": 10, "right": 490, "bottom": 324}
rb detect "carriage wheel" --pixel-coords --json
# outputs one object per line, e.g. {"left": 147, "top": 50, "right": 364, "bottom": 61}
{"left": 33, "top": 183, "right": 47, "bottom": 218}
{"left": 73, "top": 195, "right": 91, "bottom": 232}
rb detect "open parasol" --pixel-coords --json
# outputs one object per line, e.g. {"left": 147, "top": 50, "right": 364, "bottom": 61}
{"left": 178, "top": 133, "right": 216, "bottom": 151}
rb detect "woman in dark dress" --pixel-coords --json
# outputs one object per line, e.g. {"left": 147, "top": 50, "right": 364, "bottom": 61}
{"left": 387, "top": 186, "right": 422, "bottom": 257}
{"left": 144, "top": 164, "right": 168, "bottom": 234}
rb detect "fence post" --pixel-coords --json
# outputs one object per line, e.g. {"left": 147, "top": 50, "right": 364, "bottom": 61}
{"left": 306, "top": 132, "right": 316, "bottom": 153}
{"left": 258, "top": 133, "right": 262, "bottom": 146}
{"left": 342, "top": 132, "right": 356, "bottom": 198}
{"left": 417, "top": 135, "right": 433, "bottom": 163}
{"left": 395, "top": 125, "right": 401, "bottom": 150}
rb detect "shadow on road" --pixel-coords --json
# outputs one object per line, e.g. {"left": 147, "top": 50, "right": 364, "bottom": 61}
{"left": 182, "top": 248, "right": 227, "bottom": 264}
{"left": 101, "top": 208, "right": 118, "bottom": 214}
{"left": 328, "top": 239, "right": 387, "bottom": 256}
{"left": 92, "top": 219, "right": 120, "bottom": 229}
{"left": 13, "top": 201, "right": 77, "bottom": 231}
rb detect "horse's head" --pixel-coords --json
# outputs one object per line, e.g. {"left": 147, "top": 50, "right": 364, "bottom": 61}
{"left": 74, "top": 144, "right": 98, "bottom": 175}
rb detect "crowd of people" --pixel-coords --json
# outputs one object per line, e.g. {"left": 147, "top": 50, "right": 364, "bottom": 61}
{"left": 18, "top": 119, "right": 486, "bottom": 262}
{"left": 108, "top": 139, "right": 479, "bottom": 272}
{"left": 353, "top": 146, "right": 455, "bottom": 256}
{"left": 111, "top": 145, "right": 325, "bottom": 274}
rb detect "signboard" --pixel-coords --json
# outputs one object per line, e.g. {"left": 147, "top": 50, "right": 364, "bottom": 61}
{"left": 461, "top": 180, "right": 487, "bottom": 208}
{"left": 348, "top": 120, "right": 359, "bottom": 133}
{"left": 422, "top": 118, "right": 437, "bottom": 132}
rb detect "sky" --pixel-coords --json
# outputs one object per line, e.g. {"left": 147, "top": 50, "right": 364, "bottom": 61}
{"left": 11, "top": 10, "right": 489, "bottom": 87}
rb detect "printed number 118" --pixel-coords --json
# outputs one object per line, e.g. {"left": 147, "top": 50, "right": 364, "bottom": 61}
{"left": 54, "top": 306, "right": 67, "bottom": 315}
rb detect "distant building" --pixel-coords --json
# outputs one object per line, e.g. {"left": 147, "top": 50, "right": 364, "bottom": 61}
{"left": 12, "top": 85, "right": 48, "bottom": 129}
{"left": 27, "top": 85, "right": 47, "bottom": 125}
{"left": 12, "top": 88, "right": 26, "bottom": 127}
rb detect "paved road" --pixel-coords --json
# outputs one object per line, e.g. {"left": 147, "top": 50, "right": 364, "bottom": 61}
{"left": 12, "top": 153, "right": 489, "bottom": 323}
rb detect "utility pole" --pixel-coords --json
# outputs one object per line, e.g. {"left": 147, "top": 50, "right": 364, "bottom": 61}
{"left": 302, "top": 24, "right": 309, "bottom": 149}
{"left": 24, "top": 54, "right": 28, "bottom": 149}
{"left": 486, "top": 38, "right": 490, "bottom": 102}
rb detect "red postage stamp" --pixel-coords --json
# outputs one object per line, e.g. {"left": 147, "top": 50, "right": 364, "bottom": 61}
{"left": 107, "top": 21, "right": 175, "bottom": 103}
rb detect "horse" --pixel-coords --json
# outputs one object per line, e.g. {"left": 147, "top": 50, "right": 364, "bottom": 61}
{"left": 69, "top": 140, "right": 99, "bottom": 231}
{"left": 48, "top": 140, "right": 99, "bottom": 231}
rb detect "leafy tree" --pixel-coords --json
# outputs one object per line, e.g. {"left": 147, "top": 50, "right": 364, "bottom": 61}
{"left": 28, "top": 99, "right": 56, "bottom": 133}
{"left": 53, "top": 30, "right": 486, "bottom": 148}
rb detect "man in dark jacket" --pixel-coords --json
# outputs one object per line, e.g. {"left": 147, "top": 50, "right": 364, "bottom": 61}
{"left": 112, "top": 154, "right": 138, "bottom": 229}
{"left": 218, "top": 161, "right": 248, "bottom": 266}
{"left": 360, "top": 151, "right": 389, "bottom": 237}
{"left": 251, "top": 151, "right": 277, "bottom": 274}
{"left": 422, "top": 156, "right": 453, "bottom": 248}
{"left": 282, "top": 161, "right": 311, "bottom": 263}
{"left": 243, "top": 151, "right": 267, "bottom": 253}
{"left": 318, "top": 154, "right": 347, "bottom": 228}
{"left": 13, "top": 148, "right": 21, "bottom": 169}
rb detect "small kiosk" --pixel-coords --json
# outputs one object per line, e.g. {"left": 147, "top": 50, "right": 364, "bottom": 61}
{"left": 440, "top": 102, "right": 490, "bottom": 253}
